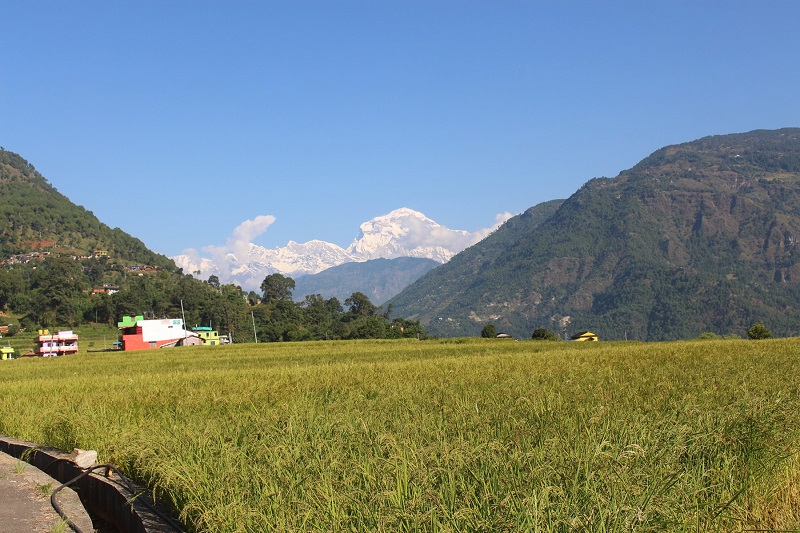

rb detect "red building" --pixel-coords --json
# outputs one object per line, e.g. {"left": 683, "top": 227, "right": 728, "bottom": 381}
{"left": 117, "top": 316, "right": 189, "bottom": 351}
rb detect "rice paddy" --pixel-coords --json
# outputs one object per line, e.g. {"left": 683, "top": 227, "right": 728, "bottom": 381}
{"left": 0, "top": 338, "right": 798, "bottom": 532}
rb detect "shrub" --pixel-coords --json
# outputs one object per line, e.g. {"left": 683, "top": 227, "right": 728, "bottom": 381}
{"left": 531, "top": 327, "right": 560, "bottom": 341}
{"left": 748, "top": 322, "right": 772, "bottom": 340}
{"left": 480, "top": 324, "right": 496, "bottom": 338}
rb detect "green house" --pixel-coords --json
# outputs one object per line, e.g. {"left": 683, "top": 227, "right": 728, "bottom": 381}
{"left": 1, "top": 346, "right": 16, "bottom": 360}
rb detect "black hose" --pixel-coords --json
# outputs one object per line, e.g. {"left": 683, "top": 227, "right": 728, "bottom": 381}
{"left": 50, "top": 463, "right": 184, "bottom": 533}
{"left": 41, "top": 455, "right": 68, "bottom": 474}
{"left": 50, "top": 464, "right": 101, "bottom": 533}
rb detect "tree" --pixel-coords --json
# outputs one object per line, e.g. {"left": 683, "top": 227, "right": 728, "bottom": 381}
{"left": 86, "top": 260, "right": 106, "bottom": 286}
{"left": 0, "top": 267, "right": 26, "bottom": 311}
{"left": 481, "top": 324, "right": 496, "bottom": 338}
{"left": 325, "top": 297, "right": 343, "bottom": 316}
{"left": 531, "top": 327, "right": 560, "bottom": 341}
{"left": 113, "top": 274, "right": 171, "bottom": 320}
{"left": 260, "top": 274, "right": 295, "bottom": 305}
{"left": 300, "top": 294, "right": 337, "bottom": 339}
{"left": 212, "top": 284, "right": 251, "bottom": 343}
{"left": 259, "top": 299, "right": 302, "bottom": 342}
{"left": 345, "top": 315, "right": 388, "bottom": 339}
{"left": 30, "top": 256, "right": 87, "bottom": 326}
{"left": 345, "top": 292, "right": 377, "bottom": 319}
{"left": 387, "top": 317, "right": 428, "bottom": 339}
{"left": 86, "top": 293, "right": 115, "bottom": 325}
{"left": 748, "top": 322, "right": 772, "bottom": 340}
{"left": 207, "top": 275, "right": 220, "bottom": 290}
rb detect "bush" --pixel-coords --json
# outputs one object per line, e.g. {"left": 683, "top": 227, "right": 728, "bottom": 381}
{"left": 480, "top": 324, "right": 496, "bottom": 338}
{"left": 748, "top": 322, "right": 772, "bottom": 340}
{"left": 531, "top": 327, "right": 560, "bottom": 341}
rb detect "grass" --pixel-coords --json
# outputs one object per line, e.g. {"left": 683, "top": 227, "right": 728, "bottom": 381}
{"left": 0, "top": 338, "right": 799, "bottom": 531}
{"left": 35, "top": 481, "right": 54, "bottom": 497}
{"left": 49, "top": 518, "right": 69, "bottom": 533}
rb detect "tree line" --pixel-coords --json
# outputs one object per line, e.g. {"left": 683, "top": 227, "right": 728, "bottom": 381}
{"left": 0, "top": 257, "right": 428, "bottom": 342}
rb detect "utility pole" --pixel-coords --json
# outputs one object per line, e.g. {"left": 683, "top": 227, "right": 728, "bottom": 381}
{"left": 180, "top": 299, "right": 187, "bottom": 341}
{"left": 251, "top": 311, "right": 258, "bottom": 343}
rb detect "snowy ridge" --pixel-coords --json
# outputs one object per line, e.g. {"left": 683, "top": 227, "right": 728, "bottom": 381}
{"left": 172, "top": 208, "right": 510, "bottom": 290}
{"left": 242, "top": 240, "right": 355, "bottom": 276}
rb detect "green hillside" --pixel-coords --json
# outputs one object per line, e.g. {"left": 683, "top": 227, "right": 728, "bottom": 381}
{"left": 389, "top": 128, "right": 800, "bottom": 340}
{"left": 0, "top": 148, "right": 174, "bottom": 269}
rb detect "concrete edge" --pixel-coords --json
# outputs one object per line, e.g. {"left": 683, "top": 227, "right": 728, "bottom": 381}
{"left": 0, "top": 436, "right": 185, "bottom": 533}
{"left": 0, "top": 449, "right": 94, "bottom": 532}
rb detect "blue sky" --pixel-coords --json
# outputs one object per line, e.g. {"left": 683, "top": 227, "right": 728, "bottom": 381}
{"left": 2, "top": 1, "right": 799, "bottom": 258}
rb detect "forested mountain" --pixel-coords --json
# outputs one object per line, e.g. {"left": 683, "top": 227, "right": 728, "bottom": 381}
{"left": 293, "top": 257, "right": 440, "bottom": 305}
{"left": 388, "top": 128, "right": 800, "bottom": 341}
{"left": 0, "top": 148, "right": 174, "bottom": 269}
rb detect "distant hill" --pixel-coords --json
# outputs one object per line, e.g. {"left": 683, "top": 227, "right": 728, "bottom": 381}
{"left": 0, "top": 148, "right": 175, "bottom": 269}
{"left": 293, "top": 257, "right": 440, "bottom": 305}
{"left": 388, "top": 128, "right": 800, "bottom": 340}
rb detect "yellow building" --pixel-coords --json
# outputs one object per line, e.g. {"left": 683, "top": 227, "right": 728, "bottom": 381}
{"left": 570, "top": 331, "right": 599, "bottom": 342}
{"left": 192, "top": 326, "right": 221, "bottom": 346}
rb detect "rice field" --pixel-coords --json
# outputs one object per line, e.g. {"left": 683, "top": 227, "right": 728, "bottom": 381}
{"left": 0, "top": 338, "right": 798, "bottom": 532}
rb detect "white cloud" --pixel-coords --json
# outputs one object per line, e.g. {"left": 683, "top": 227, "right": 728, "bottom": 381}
{"left": 174, "top": 215, "right": 277, "bottom": 283}
{"left": 201, "top": 215, "right": 275, "bottom": 262}
{"left": 391, "top": 212, "right": 511, "bottom": 251}
{"left": 467, "top": 211, "right": 514, "bottom": 244}
{"left": 400, "top": 211, "right": 514, "bottom": 252}
{"left": 229, "top": 215, "right": 276, "bottom": 250}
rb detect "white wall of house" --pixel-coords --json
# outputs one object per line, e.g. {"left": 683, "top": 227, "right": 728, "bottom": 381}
{"left": 140, "top": 319, "right": 186, "bottom": 342}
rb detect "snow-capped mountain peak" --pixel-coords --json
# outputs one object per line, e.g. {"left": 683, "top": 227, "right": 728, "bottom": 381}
{"left": 172, "top": 207, "right": 502, "bottom": 290}
{"left": 347, "top": 208, "right": 468, "bottom": 263}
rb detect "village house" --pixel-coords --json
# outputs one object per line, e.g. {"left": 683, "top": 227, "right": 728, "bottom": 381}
{"left": 192, "top": 326, "right": 221, "bottom": 346}
{"left": 90, "top": 284, "right": 120, "bottom": 296}
{"left": 34, "top": 329, "right": 79, "bottom": 356}
{"left": 117, "top": 315, "right": 191, "bottom": 350}
{"left": 570, "top": 331, "right": 599, "bottom": 342}
{"left": 103, "top": 284, "right": 120, "bottom": 295}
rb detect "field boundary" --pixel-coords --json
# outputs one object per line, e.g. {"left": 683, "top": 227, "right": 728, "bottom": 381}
{"left": 0, "top": 435, "right": 184, "bottom": 533}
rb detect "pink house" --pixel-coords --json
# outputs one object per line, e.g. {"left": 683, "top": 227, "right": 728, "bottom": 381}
{"left": 34, "top": 330, "right": 79, "bottom": 357}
